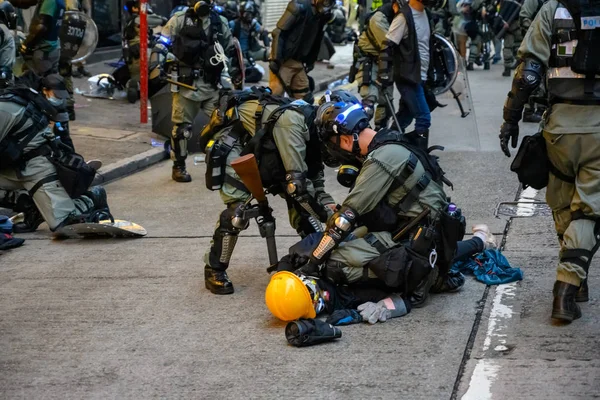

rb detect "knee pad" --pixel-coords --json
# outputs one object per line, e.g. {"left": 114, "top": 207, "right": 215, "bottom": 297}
{"left": 221, "top": 203, "right": 249, "bottom": 232}
{"left": 171, "top": 124, "right": 192, "bottom": 161}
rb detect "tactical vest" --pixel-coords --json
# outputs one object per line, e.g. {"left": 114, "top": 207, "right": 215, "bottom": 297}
{"left": 0, "top": 87, "right": 54, "bottom": 170}
{"left": 281, "top": 0, "right": 326, "bottom": 62}
{"left": 548, "top": 1, "right": 600, "bottom": 104}
{"left": 172, "top": 9, "right": 225, "bottom": 83}
{"left": 358, "top": 129, "right": 449, "bottom": 232}
{"left": 242, "top": 101, "right": 321, "bottom": 192}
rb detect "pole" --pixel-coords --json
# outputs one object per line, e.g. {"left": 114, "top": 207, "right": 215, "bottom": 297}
{"left": 139, "top": 0, "right": 148, "bottom": 124}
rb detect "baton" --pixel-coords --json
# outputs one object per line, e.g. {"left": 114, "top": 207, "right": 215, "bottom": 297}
{"left": 166, "top": 79, "right": 199, "bottom": 92}
{"left": 379, "top": 83, "right": 402, "bottom": 131}
{"left": 393, "top": 207, "right": 431, "bottom": 242}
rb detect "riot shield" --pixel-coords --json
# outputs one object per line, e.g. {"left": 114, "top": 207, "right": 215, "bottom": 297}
{"left": 427, "top": 33, "right": 481, "bottom": 151}
{"left": 59, "top": 11, "right": 99, "bottom": 63}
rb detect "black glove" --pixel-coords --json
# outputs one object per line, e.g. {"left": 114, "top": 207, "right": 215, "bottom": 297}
{"left": 304, "top": 63, "right": 315, "bottom": 73}
{"left": 285, "top": 318, "right": 342, "bottom": 347}
{"left": 269, "top": 60, "right": 281, "bottom": 74}
{"left": 294, "top": 260, "right": 320, "bottom": 276}
{"left": 499, "top": 122, "right": 519, "bottom": 157}
{"left": 375, "top": 74, "right": 393, "bottom": 88}
{"left": 326, "top": 309, "right": 363, "bottom": 326}
{"left": 230, "top": 68, "right": 243, "bottom": 89}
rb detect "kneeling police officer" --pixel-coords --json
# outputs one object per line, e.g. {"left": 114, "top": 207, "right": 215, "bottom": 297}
{"left": 0, "top": 72, "right": 109, "bottom": 232}
{"left": 264, "top": 94, "right": 497, "bottom": 320}
{"left": 198, "top": 87, "right": 340, "bottom": 294}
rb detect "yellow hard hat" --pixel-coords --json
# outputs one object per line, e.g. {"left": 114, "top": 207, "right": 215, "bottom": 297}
{"left": 265, "top": 271, "right": 317, "bottom": 321}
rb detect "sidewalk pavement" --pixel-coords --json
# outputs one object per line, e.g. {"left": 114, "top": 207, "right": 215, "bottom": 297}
{"left": 70, "top": 43, "right": 353, "bottom": 184}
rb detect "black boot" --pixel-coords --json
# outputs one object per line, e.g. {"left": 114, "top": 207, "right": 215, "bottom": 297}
{"left": 466, "top": 62, "right": 474, "bottom": 71}
{"left": 576, "top": 279, "right": 589, "bottom": 302}
{"left": 13, "top": 194, "right": 44, "bottom": 233}
{"left": 78, "top": 65, "right": 92, "bottom": 77}
{"left": 551, "top": 281, "right": 582, "bottom": 322}
{"left": 84, "top": 186, "right": 109, "bottom": 211}
{"left": 410, "top": 268, "right": 437, "bottom": 308}
{"left": 502, "top": 67, "right": 512, "bottom": 77}
{"left": 204, "top": 265, "right": 234, "bottom": 295}
{"left": 172, "top": 164, "right": 192, "bottom": 183}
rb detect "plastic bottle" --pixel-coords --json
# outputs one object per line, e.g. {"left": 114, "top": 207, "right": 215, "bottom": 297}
{"left": 327, "top": 79, "right": 343, "bottom": 90}
{"left": 342, "top": 77, "right": 349, "bottom": 85}
{"left": 193, "top": 155, "right": 205, "bottom": 165}
{"left": 447, "top": 203, "right": 457, "bottom": 216}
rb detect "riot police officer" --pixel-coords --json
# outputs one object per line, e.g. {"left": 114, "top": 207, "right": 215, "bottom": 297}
{"left": 229, "top": 1, "right": 269, "bottom": 63}
{"left": 269, "top": 0, "right": 335, "bottom": 103}
{"left": 293, "top": 95, "right": 494, "bottom": 309}
{"left": 0, "top": 2, "right": 16, "bottom": 88}
{"left": 497, "top": 0, "right": 523, "bottom": 76}
{"left": 161, "top": 0, "right": 243, "bottom": 182}
{"left": 122, "top": 1, "right": 167, "bottom": 104}
{"left": 0, "top": 72, "right": 109, "bottom": 232}
{"left": 19, "top": 0, "right": 65, "bottom": 77}
{"left": 499, "top": 0, "right": 600, "bottom": 323}
{"left": 198, "top": 88, "right": 337, "bottom": 294}
{"left": 353, "top": 1, "right": 396, "bottom": 129}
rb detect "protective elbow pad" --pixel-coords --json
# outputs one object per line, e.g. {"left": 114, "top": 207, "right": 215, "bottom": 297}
{"left": 378, "top": 41, "right": 394, "bottom": 77}
{"left": 504, "top": 58, "right": 544, "bottom": 122}
{"left": 276, "top": 1, "right": 301, "bottom": 31}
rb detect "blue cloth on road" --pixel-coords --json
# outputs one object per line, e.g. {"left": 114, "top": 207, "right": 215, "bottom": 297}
{"left": 451, "top": 249, "right": 523, "bottom": 285}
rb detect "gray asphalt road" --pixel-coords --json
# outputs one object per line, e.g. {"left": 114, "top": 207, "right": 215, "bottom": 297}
{"left": 1, "top": 63, "right": 598, "bottom": 400}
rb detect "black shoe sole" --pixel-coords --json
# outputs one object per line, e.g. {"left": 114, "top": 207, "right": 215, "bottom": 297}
{"left": 172, "top": 175, "right": 192, "bottom": 183}
{"left": 551, "top": 308, "right": 582, "bottom": 322}
{"left": 205, "top": 281, "right": 234, "bottom": 295}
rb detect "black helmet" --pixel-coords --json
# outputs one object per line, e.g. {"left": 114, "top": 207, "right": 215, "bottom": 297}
{"left": 315, "top": 101, "right": 371, "bottom": 166}
{"left": 0, "top": 2, "right": 17, "bottom": 30}
{"left": 241, "top": 1, "right": 257, "bottom": 22}
{"left": 318, "top": 89, "right": 360, "bottom": 106}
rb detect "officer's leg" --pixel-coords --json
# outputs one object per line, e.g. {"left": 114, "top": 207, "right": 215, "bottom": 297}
{"left": 289, "top": 60, "right": 312, "bottom": 102}
{"left": 0, "top": 185, "right": 45, "bottom": 233}
{"left": 6, "top": 156, "right": 100, "bottom": 231}
{"left": 545, "top": 132, "right": 600, "bottom": 322}
{"left": 270, "top": 59, "right": 296, "bottom": 96}
{"left": 248, "top": 47, "right": 268, "bottom": 62}
{"left": 368, "top": 63, "right": 392, "bottom": 129}
{"left": 203, "top": 144, "right": 251, "bottom": 294}
{"left": 170, "top": 92, "right": 197, "bottom": 182}
{"left": 468, "top": 34, "right": 482, "bottom": 66}
{"left": 126, "top": 57, "right": 141, "bottom": 104}
{"left": 502, "top": 33, "right": 514, "bottom": 76}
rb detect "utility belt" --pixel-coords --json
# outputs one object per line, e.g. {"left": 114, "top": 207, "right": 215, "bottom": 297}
{"left": 363, "top": 203, "right": 465, "bottom": 294}
{"left": 21, "top": 139, "right": 96, "bottom": 198}
{"left": 510, "top": 131, "right": 576, "bottom": 190}
{"left": 205, "top": 124, "right": 247, "bottom": 191}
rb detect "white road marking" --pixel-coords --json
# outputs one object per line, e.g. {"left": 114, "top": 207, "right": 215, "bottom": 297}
{"left": 461, "top": 282, "right": 518, "bottom": 399}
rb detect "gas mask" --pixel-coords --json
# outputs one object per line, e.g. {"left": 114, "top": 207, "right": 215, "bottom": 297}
{"left": 337, "top": 164, "right": 360, "bottom": 188}
{"left": 194, "top": 1, "right": 211, "bottom": 17}
{"left": 46, "top": 96, "right": 66, "bottom": 109}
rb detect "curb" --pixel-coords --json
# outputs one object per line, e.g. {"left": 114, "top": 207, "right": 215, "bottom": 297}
{"left": 92, "top": 147, "right": 167, "bottom": 185}
{"left": 314, "top": 71, "right": 349, "bottom": 93}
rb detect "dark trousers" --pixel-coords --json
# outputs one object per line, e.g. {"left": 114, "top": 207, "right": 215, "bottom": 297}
{"left": 396, "top": 81, "right": 431, "bottom": 131}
